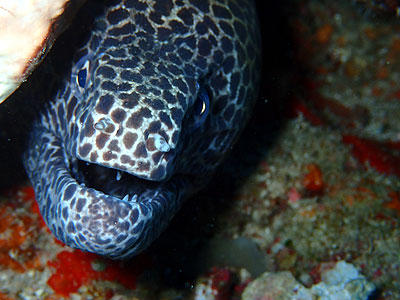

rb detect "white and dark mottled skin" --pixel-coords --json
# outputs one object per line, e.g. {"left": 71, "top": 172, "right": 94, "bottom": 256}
{"left": 23, "top": 0, "right": 261, "bottom": 259}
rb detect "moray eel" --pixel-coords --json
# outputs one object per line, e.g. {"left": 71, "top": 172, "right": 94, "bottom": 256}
{"left": 23, "top": 0, "right": 261, "bottom": 259}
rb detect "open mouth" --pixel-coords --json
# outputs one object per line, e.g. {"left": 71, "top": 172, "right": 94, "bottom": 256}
{"left": 24, "top": 126, "right": 189, "bottom": 258}
{"left": 72, "top": 158, "right": 163, "bottom": 202}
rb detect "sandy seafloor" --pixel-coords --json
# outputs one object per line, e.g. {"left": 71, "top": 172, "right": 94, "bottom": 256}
{"left": 0, "top": 0, "right": 399, "bottom": 299}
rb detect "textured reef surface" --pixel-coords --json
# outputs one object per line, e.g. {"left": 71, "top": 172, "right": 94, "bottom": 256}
{"left": 0, "top": 0, "right": 399, "bottom": 299}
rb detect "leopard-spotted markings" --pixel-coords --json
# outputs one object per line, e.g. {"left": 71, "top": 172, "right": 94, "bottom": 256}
{"left": 24, "top": 0, "right": 261, "bottom": 259}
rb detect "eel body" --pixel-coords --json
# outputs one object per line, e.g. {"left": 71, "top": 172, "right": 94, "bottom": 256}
{"left": 24, "top": 0, "right": 261, "bottom": 259}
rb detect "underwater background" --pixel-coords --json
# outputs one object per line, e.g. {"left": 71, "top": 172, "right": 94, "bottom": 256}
{"left": 0, "top": 0, "right": 399, "bottom": 299}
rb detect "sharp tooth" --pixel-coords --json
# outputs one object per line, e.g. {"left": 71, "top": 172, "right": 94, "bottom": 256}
{"left": 116, "top": 171, "right": 122, "bottom": 181}
{"left": 122, "top": 194, "right": 129, "bottom": 202}
{"left": 131, "top": 195, "right": 138, "bottom": 202}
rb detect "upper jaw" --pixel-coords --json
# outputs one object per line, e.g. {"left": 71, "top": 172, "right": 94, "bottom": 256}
{"left": 73, "top": 99, "right": 181, "bottom": 181}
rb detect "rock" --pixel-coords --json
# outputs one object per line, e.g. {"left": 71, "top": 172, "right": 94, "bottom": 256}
{"left": 311, "top": 261, "right": 376, "bottom": 300}
{"left": 0, "top": 0, "right": 85, "bottom": 104}
{"left": 242, "top": 261, "right": 375, "bottom": 300}
{"left": 242, "top": 271, "right": 313, "bottom": 300}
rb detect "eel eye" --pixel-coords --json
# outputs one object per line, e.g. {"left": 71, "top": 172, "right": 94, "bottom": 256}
{"left": 76, "top": 60, "right": 90, "bottom": 89}
{"left": 71, "top": 54, "right": 93, "bottom": 98}
{"left": 191, "top": 85, "right": 210, "bottom": 128}
{"left": 194, "top": 90, "right": 208, "bottom": 116}
{"left": 77, "top": 66, "right": 88, "bottom": 88}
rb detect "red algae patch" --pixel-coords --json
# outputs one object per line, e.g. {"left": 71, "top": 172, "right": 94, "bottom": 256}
{"left": 47, "top": 249, "right": 151, "bottom": 296}
{"left": 343, "top": 135, "right": 400, "bottom": 178}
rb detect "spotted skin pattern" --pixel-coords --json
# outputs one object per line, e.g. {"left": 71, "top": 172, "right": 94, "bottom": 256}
{"left": 24, "top": 0, "right": 261, "bottom": 259}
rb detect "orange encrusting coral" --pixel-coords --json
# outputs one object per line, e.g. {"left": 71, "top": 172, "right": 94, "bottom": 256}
{"left": 303, "top": 163, "right": 324, "bottom": 193}
{"left": 47, "top": 249, "right": 152, "bottom": 296}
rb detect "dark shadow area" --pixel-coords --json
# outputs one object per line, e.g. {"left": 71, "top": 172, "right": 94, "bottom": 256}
{"left": 367, "top": 288, "right": 382, "bottom": 300}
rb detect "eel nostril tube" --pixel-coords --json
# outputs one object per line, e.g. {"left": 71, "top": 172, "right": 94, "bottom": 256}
{"left": 153, "top": 134, "right": 170, "bottom": 153}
